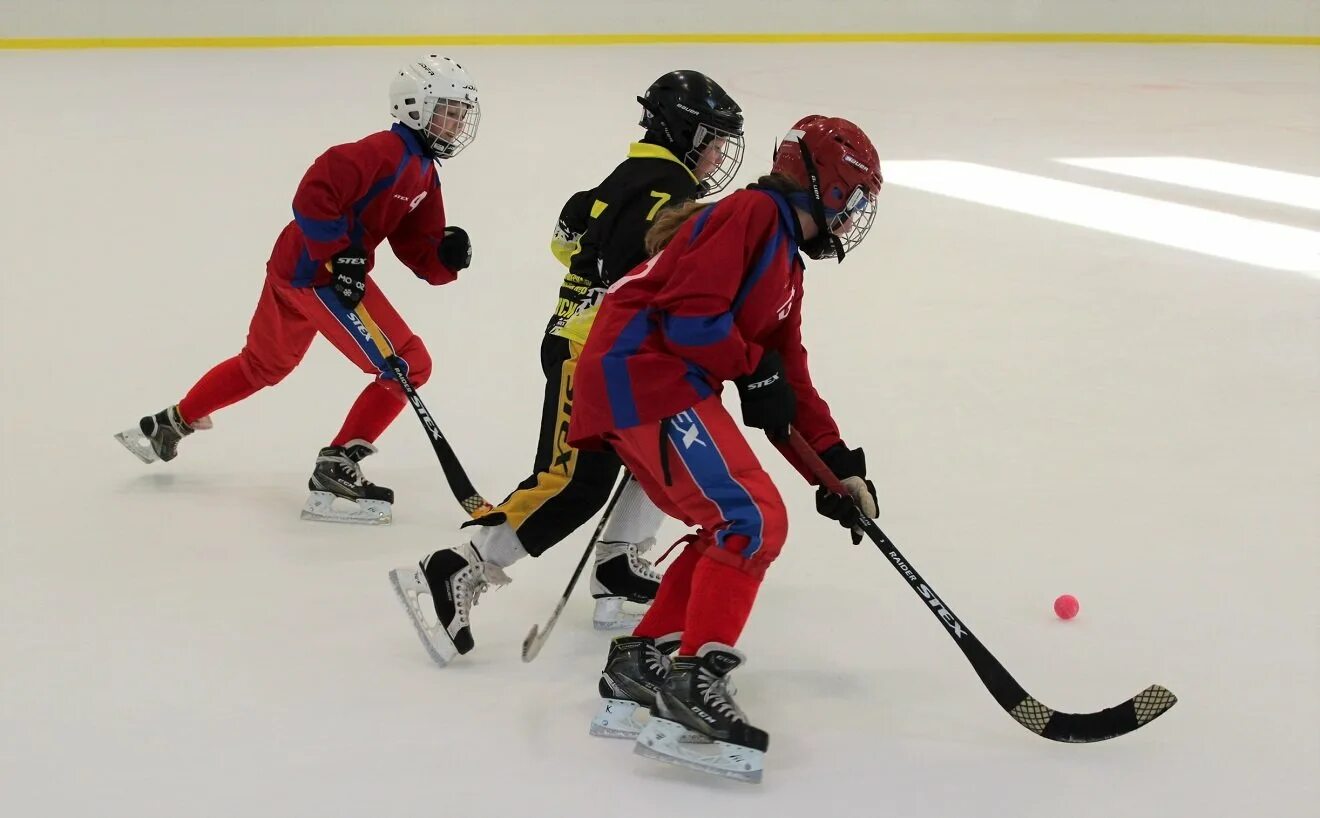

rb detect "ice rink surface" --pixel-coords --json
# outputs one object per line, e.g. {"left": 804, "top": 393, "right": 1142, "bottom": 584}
{"left": 2, "top": 43, "right": 1317, "bottom": 817}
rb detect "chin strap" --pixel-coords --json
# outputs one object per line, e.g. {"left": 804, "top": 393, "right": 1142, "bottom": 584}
{"left": 796, "top": 137, "right": 846, "bottom": 262}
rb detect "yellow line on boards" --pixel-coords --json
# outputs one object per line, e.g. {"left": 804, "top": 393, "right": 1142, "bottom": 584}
{"left": 2, "top": 32, "right": 1319, "bottom": 50}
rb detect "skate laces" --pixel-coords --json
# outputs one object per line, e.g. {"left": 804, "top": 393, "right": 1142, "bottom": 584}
{"left": 317, "top": 449, "right": 371, "bottom": 488}
{"left": 627, "top": 538, "right": 662, "bottom": 581}
{"left": 459, "top": 561, "right": 511, "bottom": 621}
{"left": 697, "top": 666, "right": 745, "bottom": 723}
{"left": 642, "top": 642, "right": 669, "bottom": 677}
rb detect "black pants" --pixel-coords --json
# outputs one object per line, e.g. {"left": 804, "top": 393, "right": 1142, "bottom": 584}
{"left": 481, "top": 334, "right": 623, "bottom": 556}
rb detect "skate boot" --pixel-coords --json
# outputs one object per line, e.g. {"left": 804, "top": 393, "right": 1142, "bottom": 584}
{"left": 115, "top": 405, "right": 211, "bottom": 464}
{"left": 590, "top": 538, "right": 661, "bottom": 630}
{"left": 388, "top": 543, "right": 511, "bottom": 668}
{"left": 300, "top": 439, "right": 394, "bottom": 524}
{"left": 589, "top": 635, "right": 675, "bottom": 739}
{"left": 634, "top": 643, "right": 768, "bottom": 783}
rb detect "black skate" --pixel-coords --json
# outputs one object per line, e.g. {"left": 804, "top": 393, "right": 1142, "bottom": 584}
{"left": 388, "top": 543, "right": 511, "bottom": 668}
{"left": 301, "top": 439, "right": 394, "bottom": 525}
{"left": 634, "top": 643, "right": 768, "bottom": 783}
{"left": 114, "top": 405, "right": 211, "bottom": 464}
{"left": 589, "top": 635, "right": 675, "bottom": 739}
{"left": 590, "top": 538, "right": 661, "bottom": 630}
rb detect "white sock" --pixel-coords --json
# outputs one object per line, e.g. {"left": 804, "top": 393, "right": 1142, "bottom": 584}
{"left": 601, "top": 478, "right": 666, "bottom": 544}
{"left": 471, "top": 522, "right": 529, "bottom": 569}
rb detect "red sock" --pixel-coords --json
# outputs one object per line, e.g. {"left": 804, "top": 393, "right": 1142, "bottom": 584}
{"left": 178, "top": 357, "right": 262, "bottom": 426}
{"left": 331, "top": 381, "right": 406, "bottom": 446}
{"left": 633, "top": 544, "right": 702, "bottom": 640}
{"left": 679, "top": 555, "right": 762, "bottom": 655}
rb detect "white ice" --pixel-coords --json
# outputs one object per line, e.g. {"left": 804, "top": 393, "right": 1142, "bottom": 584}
{"left": 1, "top": 43, "right": 1317, "bottom": 817}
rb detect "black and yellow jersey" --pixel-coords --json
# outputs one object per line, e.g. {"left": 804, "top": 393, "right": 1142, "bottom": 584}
{"left": 545, "top": 142, "right": 701, "bottom": 342}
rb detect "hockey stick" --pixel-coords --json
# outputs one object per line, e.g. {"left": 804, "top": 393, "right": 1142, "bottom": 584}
{"left": 383, "top": 355, "right": 502, "bottom": 523}
{"left": 521, "top": 474, "right": 631, "bottom": 662}
{"left": 783, "top": 429, "right": 1176, "bottom": 743}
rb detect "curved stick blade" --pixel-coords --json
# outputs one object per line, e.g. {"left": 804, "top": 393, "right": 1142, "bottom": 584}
{"left": 1011, "top": 684, "right": 1178, "bottom": 743}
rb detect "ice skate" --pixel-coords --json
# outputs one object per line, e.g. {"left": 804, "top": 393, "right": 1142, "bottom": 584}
{"left": 300, "top": 440, "right": 393, "bottom": 524}
{"left": 114, "top": 405, "right": 211, "bottom": 464}
{"left": 388, "top": 543, "right": 511, "bottom": 668}
{"left": 633, "top": 643, "right": 768, "bottom": 784}
{"left": 590, "top": 635, "right": 673, "bottom": 739}
{"left": 590, "top": 538, "right": 661, "bottom": 630}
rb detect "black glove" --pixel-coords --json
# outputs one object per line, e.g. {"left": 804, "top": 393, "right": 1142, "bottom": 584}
{"left": 439, "top": 226, "right": 471, "bottom": 271}
{"left": 814, "top": 443, "right": 878, "bottom": 544}
{"left": 733, "top": 349, "right": 796, "bottom": 441}
{"left": 329, "top": 247, "right": 369, "bottom": 309}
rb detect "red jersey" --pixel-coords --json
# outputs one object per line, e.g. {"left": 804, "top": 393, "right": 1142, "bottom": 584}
{"left": 267, "top": 124, "right": 459, "bottom": 288}
{"left": 568, "top": 187, "right": 844, "bottom": 454}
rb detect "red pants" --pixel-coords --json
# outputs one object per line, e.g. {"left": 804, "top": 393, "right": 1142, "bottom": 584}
{"left": 607, "top": 395, "right": 789, "bottom": 654}
{"left": 177, "top": 275, "right": 432, "bottom": 446}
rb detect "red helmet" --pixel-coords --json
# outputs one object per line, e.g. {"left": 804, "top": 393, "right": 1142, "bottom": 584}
{"left": 771, "top": 115, "right": 883, "bottom": 259}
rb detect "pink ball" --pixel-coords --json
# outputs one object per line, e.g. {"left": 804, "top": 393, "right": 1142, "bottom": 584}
{"left": 1054, "top": 594, "right": 1080, "bottom": 620}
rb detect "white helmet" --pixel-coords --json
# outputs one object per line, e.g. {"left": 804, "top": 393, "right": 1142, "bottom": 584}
{"left": 390, "top": 55, "right": 480, "bottom": 159}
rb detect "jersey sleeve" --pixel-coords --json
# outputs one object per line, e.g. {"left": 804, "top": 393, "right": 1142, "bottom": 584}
{"left": 291, "top": 140, "right": 394, "bottom": 262}
{"left": 599, "top": 168, "right": 697, "bottom": 285}
{"left": 651, "top": 196, "right": 780, "bottom": 383}
{"left": 550, "top": 189, "right": 595, "bottom": 269}
{"left": 388, "top": 180, "right": 457, "bottom": 285}
{"left": 772, "top": 294, "right": 844, "bottom": 454}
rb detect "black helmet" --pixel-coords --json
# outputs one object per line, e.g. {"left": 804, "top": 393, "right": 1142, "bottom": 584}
{"left": 638, "top": 70, "right": 746, "bottom": 195}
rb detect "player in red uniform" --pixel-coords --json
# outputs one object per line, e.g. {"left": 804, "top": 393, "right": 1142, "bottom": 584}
{"left": 573, "top": 116, "right": 884, "bottom": 782}
{"left": 114, "top": 55, "right": 480, "bottom": 524}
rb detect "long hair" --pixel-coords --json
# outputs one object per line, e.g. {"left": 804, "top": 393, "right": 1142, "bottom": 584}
{"left": 644, "top": 201, "right": 710, "bottom": 255}
{"left": 642, "top": 173, "right": 806, "bottom": 256}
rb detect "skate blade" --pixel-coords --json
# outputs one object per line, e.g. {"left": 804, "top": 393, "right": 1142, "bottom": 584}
{"left": 301, "top": 491, "right": 391, "bottom": 525}
{"left": 633, "top": 717, "right": 764, "bottom": 784}
{"left": 114, "top": 427, "right": 158, "bottom": 464}
{"left": 592, "top": 596, "right": 648, "bottom": 631}
{"left": 590, "top": 698, "right": 650, "bottom": 739}
{"left": 388, "top": 567, "right": 458, "bottom": 668}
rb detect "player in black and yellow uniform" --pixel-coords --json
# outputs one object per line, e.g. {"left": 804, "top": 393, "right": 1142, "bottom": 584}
{"left": 390, "top": 71, "right": 745, "bottom": 666}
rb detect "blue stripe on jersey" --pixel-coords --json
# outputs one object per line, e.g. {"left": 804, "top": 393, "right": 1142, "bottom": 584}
{"left": 291, "top": 248, "right": 321, "bottom": 288}
{"left": 347, "top": 153, "right": 412, "bottom": 247}
{"left": 293, "top": 211, "right": 348, "bottom": 243}
{"left": 602, "top": 308, "right": 653, "bottom": 429}
{"left": 732, "top": 227, "right": 784, "bottom": 313}
{"left": 390, "top": 123, "right": 426, "bottom": 157}
{"left": 683, "top": 361, "right": 714, "bottom": 401}
{"left": 665, "top": 407, "right": 765, "bottom": 559}
{"left": 661, "top": 312, "right": 733, "bottom": 348}
{"left": 687, "top": 204, "right": 716, "bottom": 243}
{"left": 765, "top": 190, "right": 802, "bottom": 258}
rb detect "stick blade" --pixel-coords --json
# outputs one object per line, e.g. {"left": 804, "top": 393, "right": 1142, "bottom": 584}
{"left": 1010, "top": 684, "right": 1177, "bottom": 743}
{"left": 521, "top": 625, "right": 544, "bottom": 663}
